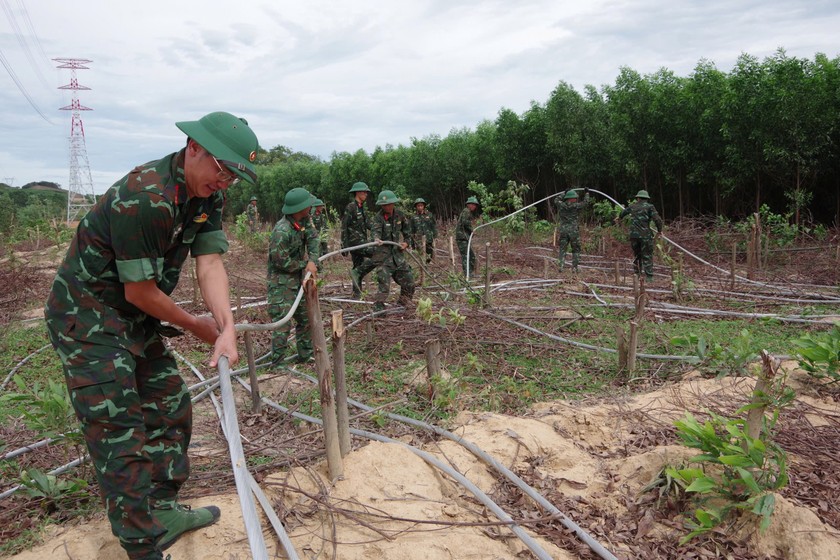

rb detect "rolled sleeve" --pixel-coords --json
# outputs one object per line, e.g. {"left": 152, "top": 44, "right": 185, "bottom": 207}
{"left": 115, "top": 257, "right": 165, "bottom": 283}
{"left": 191, "top": 230, "right": 229, "bottom": 256}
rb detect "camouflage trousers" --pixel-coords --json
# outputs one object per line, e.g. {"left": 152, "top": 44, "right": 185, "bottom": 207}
{"left": 557, "top": 228, "right": 581, "bottom": 270}
{"left": 248, "top": 219, "right": 258, "bottom": 233}
{"left": 268, "top": 275, "right": 312, "bottom": 362}
{"left": 350, "top": 248, "right": 377, "bottom": 298}
{"left": 374, "top": 258, "right": 415, "bottom": 311}
{"left": 456, "top": 238, "right": 476, "bottom": 277}
{"left": 46, "top": 322, "right": 190, "bottom": 559}
{"left": 630, "top": 237, "right": 655, "bottom": 278}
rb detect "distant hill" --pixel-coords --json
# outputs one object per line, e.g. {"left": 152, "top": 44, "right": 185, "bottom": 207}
{"left": 21, "top": 181, "right": 63, "bottom": 191}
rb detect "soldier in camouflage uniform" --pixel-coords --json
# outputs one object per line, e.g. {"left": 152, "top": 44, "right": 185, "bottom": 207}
{"left": 268, "top": 188, "right": 320, "bottom": 363}
{"left": 246, "top": 195, "right": 259, "bottom": 232}
{"left": 43, "top": 111, "right": 258, "bottom": 560}
{"left": 455, "top": 196, "right": 481, "bottom": 277}
{"left": 310, "top": 197, "right": 329, "bottom": 257}
{"left": 553, "top": 187, "right": 590, "bottom": 271}
{"left": 371, "top": 190, "right": 415, "bottom": 311}
{"left": 615, "top": 189, "right": 663, "bottom": 280}
{"left": 409, "top": 197, "right": 437, "bottom": 264}
{"left": 340, "top": 181, "right": 377, "bottom": 298}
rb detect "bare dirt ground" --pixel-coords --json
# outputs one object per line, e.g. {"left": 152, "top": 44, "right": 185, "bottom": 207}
{"left": 2, "top": 220, "right": 840, "bottom": 559}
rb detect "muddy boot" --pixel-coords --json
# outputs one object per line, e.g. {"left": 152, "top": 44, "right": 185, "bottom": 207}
{"left": 153, "top": 503, "right": 221, "bottom": 550}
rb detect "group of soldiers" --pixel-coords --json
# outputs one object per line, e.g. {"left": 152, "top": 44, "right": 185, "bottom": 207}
{"left": 265, "top": 181, "right": 452, "bottom": 364}
{"left": 555, "top": 187, "right": 662, "bottom": 280}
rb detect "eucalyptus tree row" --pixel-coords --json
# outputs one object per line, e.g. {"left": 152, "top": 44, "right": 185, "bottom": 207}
{"left": 230, "top": 49, "right": 840, "bottom": 226}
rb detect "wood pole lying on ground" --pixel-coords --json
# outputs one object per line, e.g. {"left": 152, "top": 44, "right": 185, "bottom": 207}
{"left": 730, "top": 242, "right": 737, "bottom": 291}
{"left": 483, "top": 242, "right": 491, "bottom": 308}
{"left": 425, "top": 339, "right": 441, "bottom": 401}
{"left": 243, "top": 331, "right": 261, "bottom": 413}
{"left": 331, "top": 310, "right": 350, "bottom": 457}
{"left": 304, "top": 281, "right": 343, "bottom": 480}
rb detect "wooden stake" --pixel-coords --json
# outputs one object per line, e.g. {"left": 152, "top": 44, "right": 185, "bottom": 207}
{"left": 244, "top": 331, "right": 261, "bottom": 413}
{"left": 614, "top": 261, "right": 621, "bottom": 285}
{"left": 543, "top": 257, "right": 549, "bottom": 279}
{"left": 419, "top": 234, "right": 426, "bottom": 286}
{"left": 628, "top": 320, "right": 639, "bottom": 373}
{"left": 331, "top": 310, "right": 350, "bottom": 457}
{"left": 552, "top": 228, "right": 557, "bottom": 248}
{"left": 304, "top": 281, "right": 343, "bottom": 480}
{"left": 730, "top": 242, "right": 737, "bottom": 291}
{"left": 483, "top": 242, "right": 492, "bottom": 308}
{"left": 425, "top": 339, "right": 441, "bottom": 401}
{"left": 744, "top": 350, "right": 778, "bottom": 448}
{"left": 617, "top": 325, "right": 628, "bottom": 372}
{"left": 190, "top": 258, "right": 200, "bottom": 304}
{"left": 449, "top": 235, "right": 457, "bottom": 271}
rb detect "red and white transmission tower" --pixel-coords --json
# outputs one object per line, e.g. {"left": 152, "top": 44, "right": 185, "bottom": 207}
{"left": 54, "top": 57, "right": 95, "bottom": 223}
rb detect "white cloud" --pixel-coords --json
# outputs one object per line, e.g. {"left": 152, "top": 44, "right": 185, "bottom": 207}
{"left": 1, "top": 0, "right": 838, "bottom": 193}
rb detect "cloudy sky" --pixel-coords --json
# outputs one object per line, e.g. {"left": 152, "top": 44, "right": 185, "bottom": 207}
{"left": 1, "top": 0, "right": 838, "bottom": 194}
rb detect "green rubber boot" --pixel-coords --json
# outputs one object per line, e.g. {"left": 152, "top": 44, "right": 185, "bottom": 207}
{"left": 153, "top": 503, "right": 221, "bottom": 550}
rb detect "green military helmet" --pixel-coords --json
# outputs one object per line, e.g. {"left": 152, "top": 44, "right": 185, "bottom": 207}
{"left": 313, "top": 198, "right": 325, "bottom": 207}
{"left": 465, "top": 196, "right": 480, "bottom": 205}
{"left": 282, "top": 187, "right": 313, "bottom": 214}
{"left": 414, "top": 197, "right": 427, "bottom": 205}
{"left": 349, "top": 181, "right": 371, "bottom": 193}
{"left": 635, "top": 190, "right": 650, "bottom": 199}
{"left": 176, "top": 112, "right": 259, "bottom": 184}
{"left": 564, "top": 190, "right": 580, "bottom": 200}
{"left": 250, "top": 196, "right": 257, "bottom": 202}
{"left": 376, "top": 190, "right": 399, "bottom": 205}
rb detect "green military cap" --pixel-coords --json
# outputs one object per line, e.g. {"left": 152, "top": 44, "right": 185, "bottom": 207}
{"left": 414, "top": 197, "right": 427, "bottom": 205}
{"left": 635, "top": 190, "right": 650, "bottom": 199}
{"left": 376, "top": 190, "right": 399, "bottom": 205}
{"left": 465, "top": 196, "right": 480, "bottom": 205}
{"left": 282, "top": 187, "right": 313, "bottom": 214}
{"left": 564, "top": 190, "right": 580, "bottom": 200}
{"left": 349, "top": 181, "right": 371, "bottom": 193}
{"left": 176, "top": 112, "right": 259, "bottom": 184}
{"left": 313, "top": 198, "right": 325, "bottom": 206}
{"left": 250, "top": 196, "right": 257, "bottom": 202}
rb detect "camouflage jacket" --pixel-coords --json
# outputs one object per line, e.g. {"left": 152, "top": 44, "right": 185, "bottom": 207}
{"left": 618, "top": 200, "right": 663, "bottom": 239}
{"left": 311, "top": 209, "right": 327, "bottom": 233}
{"left": 246, "top": 203, "right": 258, "bottom": 223}
{"left": 554, "top": 194, "right": 589, "bottom": 232}
{"left": 410, "top": 211, "right": 437, "bottom": 239}
{"left": 371, "top": 208, "right": 411, "bottom": 265}
{"left": 455, "top": 207, "right": 478, "bottom": 242}
{"left": 44, "top": 149, "right": 227, "bottom": 354}
{"left": 268, "top": 215, "right": 320, "bottom": 283}
{"left": 340, "top": 200, "right": 371, "bottom": 249}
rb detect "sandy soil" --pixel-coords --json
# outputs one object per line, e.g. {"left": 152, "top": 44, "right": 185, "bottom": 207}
{"left": 7, "top": 364, "right": 840, "bottom": 560}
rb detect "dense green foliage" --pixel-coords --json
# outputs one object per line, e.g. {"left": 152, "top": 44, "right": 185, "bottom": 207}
{"left": 227, "top": 49, "right": 840, "bottom": 226}
{"left": 0, "top": 185, "right": 69, "bottom": 243}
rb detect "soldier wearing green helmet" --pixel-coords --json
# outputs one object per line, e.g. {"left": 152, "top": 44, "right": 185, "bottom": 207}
{"left": 341, "top": 181, "right": 377, "bottom": 298}
{"left": 370, "top": 189, "right": 415, "bottom": 311}
{"left": 44, "top": 111, "right": 259, "bottom": 559}
{"left": 409, "top": 197, "right": 437, "bottom": 263}
{"left": 246, "top": 195, "right": 259, "bottom": 232}
{"left": 615, "top": 189, "right": 663, "bottom": 281}
{"left": 309, "top": 196, "right": 329, "bottom": 257}
{"left": 268, "top": 187, "right": 320, "bottom": 363}
{"left": 553, "top": 187, "right": 590, "bottom": 271}
{"left": 455, "top": 196, "right": 482, "bottom": 276}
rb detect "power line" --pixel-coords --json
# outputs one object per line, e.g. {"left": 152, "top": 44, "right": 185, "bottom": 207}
{"left": 0, "top": 0, "right": 51, "bottom": 90}
{"left": 0, "top": 46, "right": 53, "bottom": 123}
